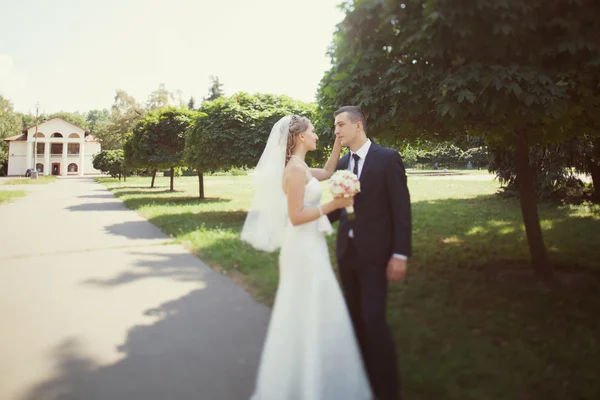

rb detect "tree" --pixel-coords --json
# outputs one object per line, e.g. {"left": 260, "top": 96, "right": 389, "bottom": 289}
{"left": 127, "top": 107, "right": 194, "bottom": 191}
{"left": 97, "top": 90, "right": 145, "bottom": 150}
{"left": 0, "top": 95, "right": 22, "bottom": 175}
{"left": 14, "top": 111, "right": 90, "bottom": 131}
{"left": 47, "top": 111, "right": 89, "bottom": 129}
{"left": 204, "top": 76, "right": 224, "bottom": 102}
{"left": 86, "top": 109, "right": 110, "bottom": 135}
{"left": 92, "top": 149, "right": 125, "bottom": 179}
{"left": 187, "top": 96, "right": 196, "bottom": 110}
{"left": 147, "top": 83, "right": 175, "bottom": 111}
{"left": 490, "top": 136, "right": 599, "bottom": 202}
{"left": 461, "top": 147, "right": 489, "bottom": 169}
{"left": 318, "top": 0, "right": 600, "bottom": 281}
{"left": 185, "top": 92, "right": 316, "bottom": 198}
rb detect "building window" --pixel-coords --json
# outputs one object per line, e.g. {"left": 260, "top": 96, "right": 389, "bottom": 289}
{"left": 68, "top": 133, "right": 80, "bottom": 138}
{"left": 37, "top": 143, "right": 45, "bottom": 154}
{"left": 34, "top": 132, "right": 45, "bottom": 138}
{"left": 68, "top": 163, "right": 78, "bottom": 173}
{"left": 51, "top": 132, "right": 63, "bottom": 138}
{"left": 51, "top": 143, "right": 63, "bottom": 155}
{"left": 68, "top": 143, "right": 80, "bottom": 154}
{"left": 36, "top": 163, "right": 44, "bottom": 173}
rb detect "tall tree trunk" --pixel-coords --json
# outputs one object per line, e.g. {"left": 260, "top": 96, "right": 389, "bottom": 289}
{"left": 515, "top": 131, "right": 554, "bottom": 282}
{"left": 150, "top": 168, "right": 157, "bottom": 188}
{"left": 118, "top": 173, "right": 121, "bottom": 181}
{"left": 198, "top": 170, "right": 205, "bottom": 199}
{"left": 588, "top": 161, "right": 600, "bottom": 202}
{"left": 170, "top": 167, "right": 175, "bottom": 192}
{"left": 123, "top": 170, "right": 127, "bottom": 182}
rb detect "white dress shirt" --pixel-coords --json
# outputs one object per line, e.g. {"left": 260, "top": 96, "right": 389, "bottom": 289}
{"left": 348, "top": 140, "right": 407, "bottom": 261}
{"left": 348, "top": 139, "right": 372, "bottom": 179}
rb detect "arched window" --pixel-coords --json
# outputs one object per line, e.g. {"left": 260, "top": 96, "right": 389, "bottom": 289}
{"left": 34, "top": 132, "right": 45, "bottom": 138}
{"left": 36, "top": 163, "right": 44, "bottom": 173}
{"left": 51, "top": 132, "right": 63, "bottom": 138}
{"left": 68, "top": 163, "right": 78, "bottom": 173}
{"left": 68, "top": 133, "right": 80, "bottom": 138}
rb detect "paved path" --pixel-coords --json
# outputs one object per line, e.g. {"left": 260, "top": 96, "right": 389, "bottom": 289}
{"left": 0, "top": 177, "right": 270, "bottom": 400}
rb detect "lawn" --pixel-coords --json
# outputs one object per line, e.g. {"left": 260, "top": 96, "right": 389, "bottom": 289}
{"left": 0, "top": 190, "right": 26, "bottom": 204}
{"left": 98, "top": 173, "right": 600, "bottom": 400}
{"left": 3, "top": 175, "right": 58, "bottom": 185}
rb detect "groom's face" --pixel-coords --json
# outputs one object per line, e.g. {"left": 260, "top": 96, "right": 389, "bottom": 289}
{"left": 334, "top": 112, "right": 358, "bottom": 148}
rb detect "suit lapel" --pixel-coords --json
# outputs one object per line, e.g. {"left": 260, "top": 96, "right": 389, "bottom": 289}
{"left": 359, "top": 143, "right": 379, "bottom": 184}
{"left": 339, "top": 152, "right": 350, "bottom": 171}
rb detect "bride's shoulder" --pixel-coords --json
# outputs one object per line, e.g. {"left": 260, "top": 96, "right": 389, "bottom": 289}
{"left": 283, "top": 161, "right": 311, "bottom": 186}
{"left": 284, "top": 161, "right": 305, "bottom": 178}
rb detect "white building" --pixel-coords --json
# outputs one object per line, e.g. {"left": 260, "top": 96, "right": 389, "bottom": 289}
{"left": 3, "top": 117, "right": 102, "bottom": 176}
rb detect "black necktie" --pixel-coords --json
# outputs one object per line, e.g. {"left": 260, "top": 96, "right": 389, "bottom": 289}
{"left": 352, "top": 153, "right": 360, "bottom": 177}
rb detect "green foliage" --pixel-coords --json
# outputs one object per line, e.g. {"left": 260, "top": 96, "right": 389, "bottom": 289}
{"left": 125, "top": 107, "right": 195, "bottom": 190}
{"left": 163, "top": 167, "right": 184, "bottom": 177}
{"left": 319, "top": 0, "right": 600, "bottom": 277}
{"left": 14, "top": 112, "right": 36, "bottom": 130}
{"left": 204, "top": 76, "right": 225, "bottom": 102}
{"left": 185, "top": 92, "right": 317, "bottom": 172}
{"left": 423, "top": 143, "right": 465, "bottom": 168}
{"left": 86, "top": 109, "right": 110, "bottom": 135}
{"left": 11, "top": 110, "right": 89, "bottom": 133}
{"left": 92, "top": 149, "right": 125, "bottom": 178}
{"left": 99, "top": 90, "right": 146, "bottom": 150}
{"left": 318, "top": 0, "right": 600, "bottom": 144}
{"left": 146, "top": 83, "right": 176, "bottom": 111}
{"left": 490, "top": 140, "right": 597, "bottom": 203}
{"left": 47, "top": 111, "right": 90, "bottom": 130}
{"left": 461, "top": 146, "right": 490, "bottom": 168}
{"left": 0, "top": 95, "right": 22, "bottom": 175}
{"left": 187, "top": 96, "right": 196, "bottom": 110}
{"left": 401, "top": 141, "right": 489, "bottom": 169}
{"left": 136, "top": 107, "right": 194, "bottom": 168}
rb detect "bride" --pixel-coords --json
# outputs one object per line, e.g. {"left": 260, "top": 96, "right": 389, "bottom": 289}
{"left": 241, "top": 115, "right": 373, "bottom": 399}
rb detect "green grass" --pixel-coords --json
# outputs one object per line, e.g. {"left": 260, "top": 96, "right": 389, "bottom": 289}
{"left": 98, "top": 174, "right": 600, "bottom": 400}
{"left": 3, "top": 175, "right": 58, "bottom": 185}
{"left": 0, "top": 190, "right": 26, "bottom": 204}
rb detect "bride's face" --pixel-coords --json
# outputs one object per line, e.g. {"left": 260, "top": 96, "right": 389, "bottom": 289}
{"left": 299, "top": 123, "right": 318, "bottom": 151}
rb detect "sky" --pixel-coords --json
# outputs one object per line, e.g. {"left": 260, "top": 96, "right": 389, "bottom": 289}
{"left": 0, "top": 0, "right": 345, "bottom": 115}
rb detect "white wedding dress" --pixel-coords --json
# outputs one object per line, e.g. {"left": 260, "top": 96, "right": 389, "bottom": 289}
{"left": 250, "top": 177, "right": 372, "bottom": 400}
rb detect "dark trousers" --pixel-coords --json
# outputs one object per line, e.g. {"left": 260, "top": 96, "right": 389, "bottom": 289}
{"left": 339, "top": 239, "right": 400, "bottom": 400}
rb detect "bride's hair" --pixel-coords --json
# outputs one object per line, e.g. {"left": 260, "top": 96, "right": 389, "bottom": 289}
{"left": 285, "top": 115, "right": 310, "bottom": 164}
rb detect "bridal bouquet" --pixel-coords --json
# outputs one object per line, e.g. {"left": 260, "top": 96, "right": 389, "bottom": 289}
{"left": 328, "top": 170, "right": 361, "bottom": 219}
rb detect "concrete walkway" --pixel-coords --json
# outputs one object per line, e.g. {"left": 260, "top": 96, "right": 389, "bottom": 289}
{"left": 0, "top": 177, "right": 270, "bottom": 400}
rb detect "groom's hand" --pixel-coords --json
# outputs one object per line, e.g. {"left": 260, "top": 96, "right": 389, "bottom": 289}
{"left": 387, "top": 257, "right": 407, "bottom": 281}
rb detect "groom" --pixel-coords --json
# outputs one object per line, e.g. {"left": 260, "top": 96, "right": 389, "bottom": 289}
{"left": 328, "top": 106, "right": 412, "bottom": 400}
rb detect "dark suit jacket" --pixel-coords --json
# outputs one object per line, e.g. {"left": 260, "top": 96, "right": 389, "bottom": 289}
{"left": 329, "top": 143, "right": 412, "bottom": 265}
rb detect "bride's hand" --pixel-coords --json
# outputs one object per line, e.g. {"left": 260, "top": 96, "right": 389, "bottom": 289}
{"left": 331, "top": 196, "right": 353, "bottom": 210}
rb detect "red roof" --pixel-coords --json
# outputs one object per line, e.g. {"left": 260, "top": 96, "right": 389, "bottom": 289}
{"left": 3, "top": 133, "right": 27, "bottom": 142}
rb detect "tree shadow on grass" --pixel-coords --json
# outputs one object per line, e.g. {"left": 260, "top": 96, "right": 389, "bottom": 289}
{"left": 24, "top": 251, "right": 270, "bottom": 400}
{"left": 408, "top": 194, "right": 600, "bottom": 274}
{"left": 148, "top": 211, "right": 248, "bottom": 235}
